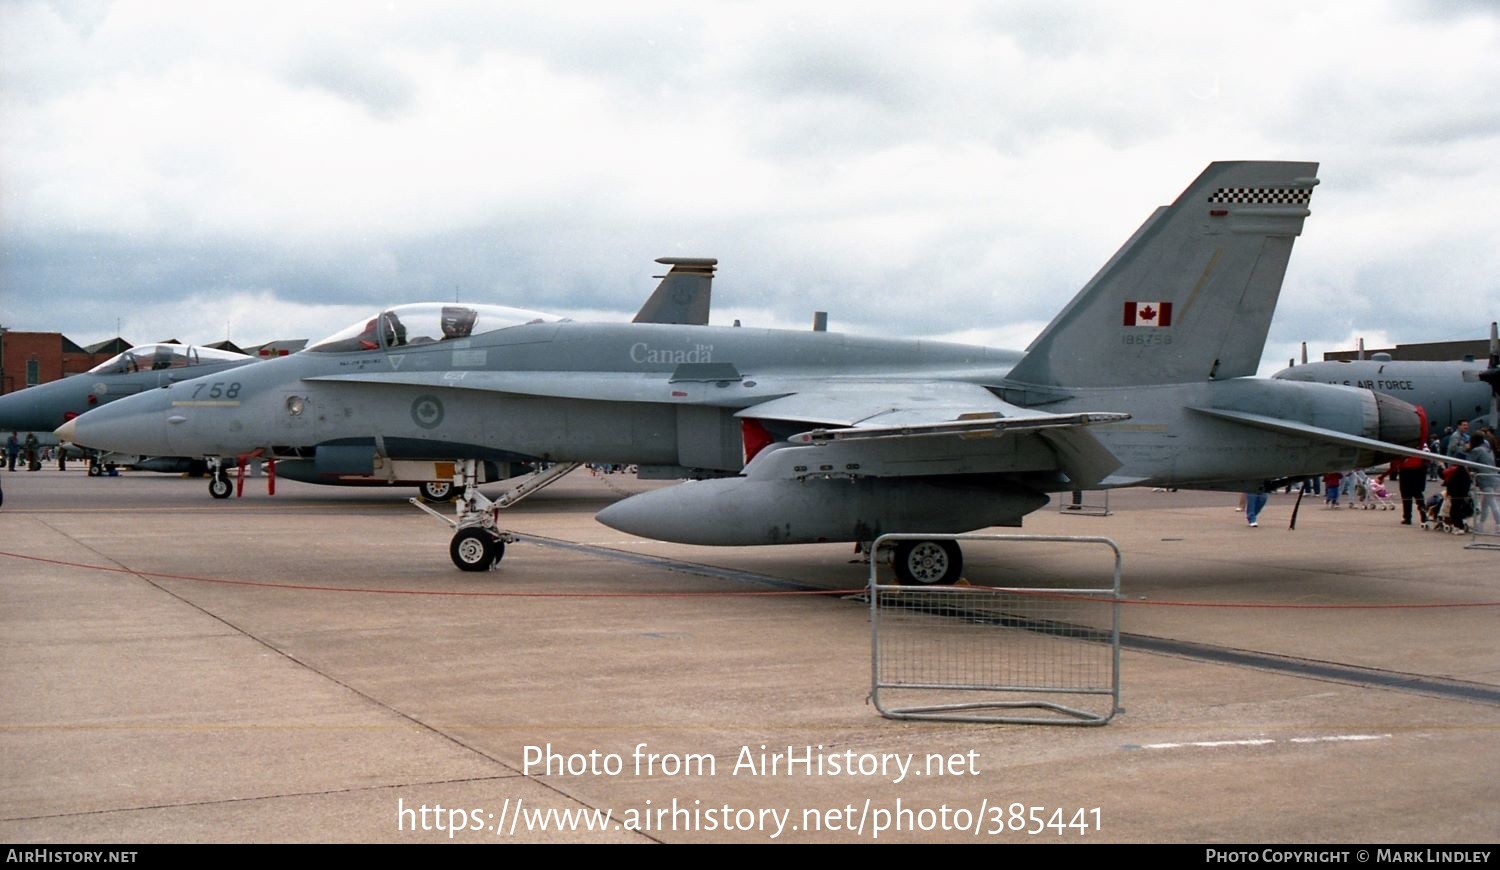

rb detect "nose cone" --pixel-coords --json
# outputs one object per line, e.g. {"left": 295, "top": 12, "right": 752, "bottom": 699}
{"left": 0, "top": 383, "right": 64, "bottom": 432}
{"left": 58, "top": 388, "right": 175, "bottom": 454}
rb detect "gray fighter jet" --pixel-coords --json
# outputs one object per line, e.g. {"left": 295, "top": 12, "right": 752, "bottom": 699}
{"left": 1272, "top": 323, "right": 1499, "bottom": 433}
{"left": 0, "top": 343, "right": 255, "bottom": 474}
{"left": 0, "top": 343, "right": 254, "bottom": 434}
{"left": 61, "top": 162, "right": 1493, "bottom": 582}
{"left": 235, "top": 256, "right": 718, "bottom": 501}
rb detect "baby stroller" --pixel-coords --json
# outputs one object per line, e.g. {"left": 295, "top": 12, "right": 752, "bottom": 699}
{"left": 1422, "top": 492, "right": 1470, "bottom": 532}
{"left": 1363, "top": 474, "right": 1395, "bottom": 511}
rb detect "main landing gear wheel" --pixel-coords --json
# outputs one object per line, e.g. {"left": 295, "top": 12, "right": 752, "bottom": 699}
{"left": 892, "top": 539, "right": 964, "bottom": 585}
{"left": 418, "top": 480, "right": 455, "bottom": 503}
{"left": 208, "top": 475, "right": 232, "bottom": 499}
{"left": 86, "top": 461, "right": 102, "bottom": 478}
{"left": 450, "top": 527, "right": 505, "bottom": 571}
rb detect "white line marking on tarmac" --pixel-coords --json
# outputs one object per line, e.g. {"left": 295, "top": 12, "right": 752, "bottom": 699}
{"left": 1137, "top": 734, "right": 1391, "bottom": 750}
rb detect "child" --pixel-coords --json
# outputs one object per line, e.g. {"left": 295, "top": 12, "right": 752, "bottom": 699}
{"left": 1424, "top": 492, "right": 1446, "bottom": 531}
{"left": 1323, "top": 471, "right": 1343, "bottom": 508}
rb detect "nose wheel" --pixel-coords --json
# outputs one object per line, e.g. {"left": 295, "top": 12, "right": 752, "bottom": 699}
{"left": 204, "top": 457, "right": 234, "bottom": 499}
{"left": 450, "top": 527, "right": 505, "bottom": 571}
{"left": 210, "top": 471, "right": 232, "bottom": 501}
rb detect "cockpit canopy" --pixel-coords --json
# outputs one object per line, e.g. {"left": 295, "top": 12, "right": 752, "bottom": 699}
{"left": 307, "top": 303, "right": 563, "bottom": 353}
{"left": 86, "top": 344, "right": 251, "bottom": 375}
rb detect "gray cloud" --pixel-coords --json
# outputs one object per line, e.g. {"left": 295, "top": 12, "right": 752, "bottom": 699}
{"left": 283, "top": 44, "right": 416, "bottom": 120}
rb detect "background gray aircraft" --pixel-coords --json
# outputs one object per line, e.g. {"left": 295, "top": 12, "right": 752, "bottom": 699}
{"left": 64, "top": 162, "right": 1489, "bottom": 582}
{"left": 0, "top": 343, "right": 254, "bottom": 474}
{"left": 1272, "top": 322, "right": 1499, "bottom": 435}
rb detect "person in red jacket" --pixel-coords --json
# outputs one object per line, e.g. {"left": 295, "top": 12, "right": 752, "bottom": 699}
{"left": 1386, "top": 451, "right": 1430, "bottom": 526}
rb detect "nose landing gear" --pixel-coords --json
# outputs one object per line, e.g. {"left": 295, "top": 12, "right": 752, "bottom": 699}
{"left": 208, "top": 473, "right": 233, "bottom": 499}
{"left": 409, "top": 459, "right": 581, "bottom": 571}
{"left": 206, "top": 456, "right": 233, "bottom": 499}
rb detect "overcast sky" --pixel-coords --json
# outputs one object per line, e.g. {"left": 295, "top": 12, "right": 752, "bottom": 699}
{"left": 2, "top": 0, "right": 1497, "bottom": 372}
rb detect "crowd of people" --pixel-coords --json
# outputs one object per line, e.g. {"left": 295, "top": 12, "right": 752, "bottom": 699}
{"left": 1268, "top": 422, "right": 1499, "bottom": 535}
{"left": 5, "top": 431, "right": 43, "bottom": 472}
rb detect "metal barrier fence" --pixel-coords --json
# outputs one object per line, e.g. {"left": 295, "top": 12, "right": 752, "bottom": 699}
{"left": 869, "top": 533, "right": 1122, "bottom": 725}
{"left": 1467, "top": 485, "right": 1500, "bottom": 551}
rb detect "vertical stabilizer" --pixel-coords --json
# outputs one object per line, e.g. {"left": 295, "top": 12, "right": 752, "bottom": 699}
{"left": 632, "top": 257, "right": 717, "bottom": 325}
{"left": 1006, "top": 161, "right": 1318, "bottom": 388}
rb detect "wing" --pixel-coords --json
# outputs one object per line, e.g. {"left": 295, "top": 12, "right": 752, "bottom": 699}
{"left": 734, "top": 381, "right": 1129, "bottom": 490}
{"left": 1193, "top": 407, "right": 1500, "bottom": 475}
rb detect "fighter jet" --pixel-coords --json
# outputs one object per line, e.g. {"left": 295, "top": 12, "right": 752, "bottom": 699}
{"left": 1272, "top": 323, "right": 1499, "bottom": 433}
{"left": 229, "top": 256, "right": 719, "bottom": 501}
{"left": 0, "top": 343, "right": 256, "bottom": 475}
{"left": 0, "top": 343, "right": 254, "bottom": 433}
{"left": 62, "top": 161, "right": 1492, "bottom": 582}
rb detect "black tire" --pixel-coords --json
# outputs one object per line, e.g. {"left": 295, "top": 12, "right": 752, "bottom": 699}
{"left": 208, "top": 475, "right": 232, "bottom": 499}
{"left": 450, "top": 528, "right": 504, "bottom": 572}
{"left": 87, "top": 462, "right": 102, "bottom": 477}
{"left": 418, "top": 481, "right": 455, "bottom": 503}
{"left": 892, "top": 539, "right": 964, "bottom": 585}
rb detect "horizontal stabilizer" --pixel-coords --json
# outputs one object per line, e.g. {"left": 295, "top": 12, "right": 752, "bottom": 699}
{"left": 1191, "top": 407, "right": 1499, "bottom": 474}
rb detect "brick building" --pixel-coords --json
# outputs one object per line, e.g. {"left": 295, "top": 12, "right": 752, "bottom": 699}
{"left": 0, "top": 332, "right": 305, "bottom": 395}
{"left": 0, "top": 331, "right": 125, "bottom": 396}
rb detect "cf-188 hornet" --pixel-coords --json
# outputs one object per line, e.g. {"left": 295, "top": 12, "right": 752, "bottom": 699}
{"left": 61, "top": 162, "right": 1491, "bottom": 582}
